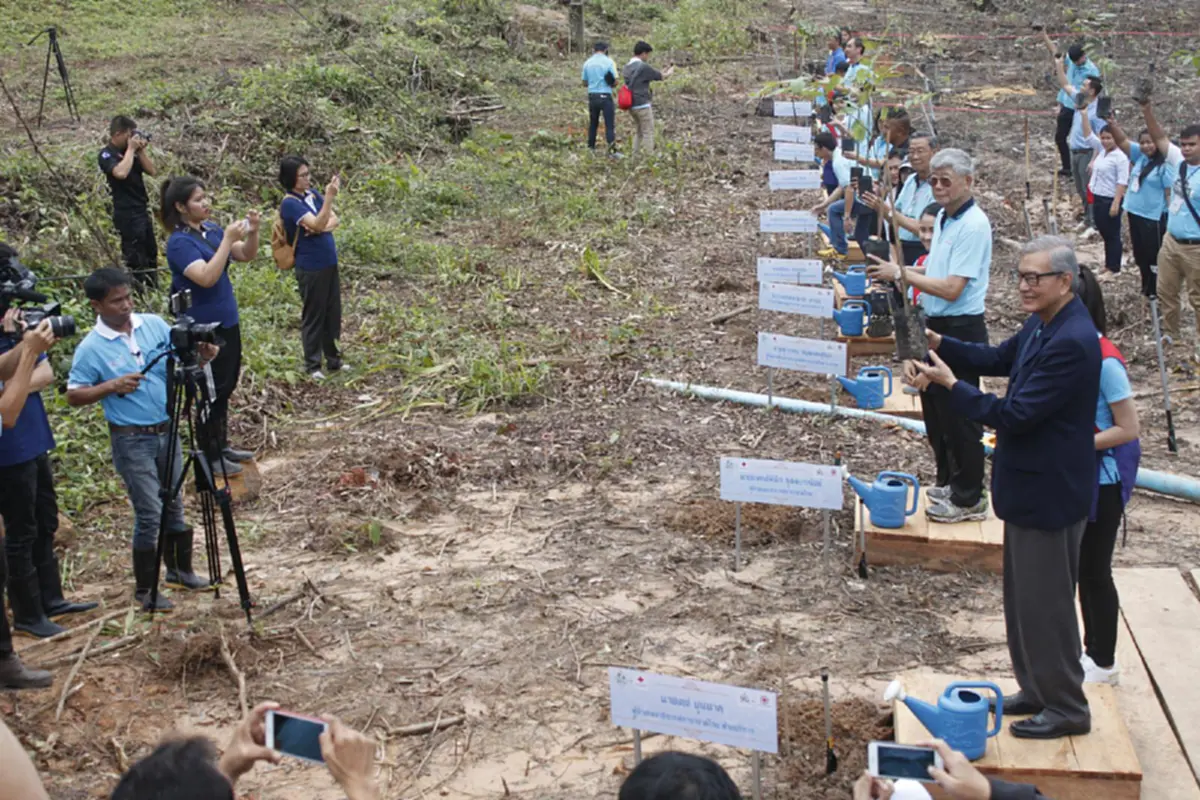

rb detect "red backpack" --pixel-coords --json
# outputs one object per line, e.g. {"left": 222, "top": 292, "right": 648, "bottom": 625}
{"left": 617, "top": 84, "right": 633, "bottom": 111}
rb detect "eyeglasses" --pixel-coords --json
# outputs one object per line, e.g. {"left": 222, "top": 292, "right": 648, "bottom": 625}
{"left": 1016, "top": 270, "right": 1066, "bottom": 287}
{"left": 929, "top": 176, "right": 956, "bottom": 188}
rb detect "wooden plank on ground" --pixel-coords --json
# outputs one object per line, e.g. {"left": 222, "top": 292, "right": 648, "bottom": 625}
{"left": 1113, "top": 612, "right": 1200, "bottom": 799}
{"left": 860, "top": 489, "right": 1002, "bottom": 573}
{"left": 894, "top": 670, "right": 1141, "bottom": 800}
{"left": 1115, "top": 568, "right": 1200, "bottom": 785}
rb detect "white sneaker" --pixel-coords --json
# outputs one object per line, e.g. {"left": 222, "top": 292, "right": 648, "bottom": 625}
{"left": 1081, "top": 652, "right": 1120, "bottom": 685}
{"left": 927, "top": 485, "right": 952, "bottom": 503}
{"left": 309, "top": 370, "right": 327, "bottom": 381}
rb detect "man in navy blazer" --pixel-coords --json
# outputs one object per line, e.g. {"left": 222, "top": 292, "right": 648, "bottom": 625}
{"left": 911, "top": 236, "right": 1101, "bottom": 740}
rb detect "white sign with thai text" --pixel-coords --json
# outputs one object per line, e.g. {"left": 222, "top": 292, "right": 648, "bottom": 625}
{"left": 760, "top": 210, "right": 819, "bottom": 234}
{"left": 719, "top": 457, "right": 844, "bottom": 510}
{"left": 774, "top": 142, "right": 816, "bottom": 162}
{"left": 757, "top": 332, "right": 847, "bottom": 376}
{"left": 773, "top": 100, "right": 814, "bottom": 118}
{"left": 609, "top": 667, "right": 779, "bottom": 754}
{"left": 771, "top": 124, "right": 812, "bottom": 144}
{"left": 756, "top": 257, "right": 823, "bottom": 285}
{"left": 768, "top": 170, "right": 822, "bottom": 191}
{"left": 759, "top": 283, "right": 834, "bottom": 318}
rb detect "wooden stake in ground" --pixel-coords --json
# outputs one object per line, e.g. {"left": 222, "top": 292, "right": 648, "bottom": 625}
{"left": 1022, "top": 116, "right": 1034, "bottom": 239}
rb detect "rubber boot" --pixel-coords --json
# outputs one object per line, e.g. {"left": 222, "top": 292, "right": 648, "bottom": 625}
{"left": 8, "top": 572, "right": 66, "bottom": 638}
{"left": 133, "top": 549, "right": 173, "bottom": 612}
{"left": 164, "top": 528, "right": 209, "bottom": 591}
{"left": 38, "top": 555, "right": 99, "bottom": 618}
{"left": 0, "top": 652, "right": 52, "bottom": 690}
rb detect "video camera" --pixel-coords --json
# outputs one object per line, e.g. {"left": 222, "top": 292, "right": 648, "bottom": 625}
{"left": 168, "top": 290, "right": 222, "bottom": 364}
{"left": 0, "top": 245, "right": 76, "bottom": 339}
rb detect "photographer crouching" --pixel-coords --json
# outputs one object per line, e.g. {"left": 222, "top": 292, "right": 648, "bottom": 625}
{"left": 67, "top": 269, "right": 215, "bottom": 611}
{"left": 161, "top": 176, "right": 259, "bottom": 475}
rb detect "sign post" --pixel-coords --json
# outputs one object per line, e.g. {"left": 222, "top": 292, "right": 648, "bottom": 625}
{"left": 609, "top": 667, "right": 779, "bottom": 799}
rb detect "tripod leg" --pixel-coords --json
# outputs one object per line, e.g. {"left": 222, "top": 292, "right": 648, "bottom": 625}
{"left": 53, "top": 40, "right": 79, "bottom": 122}
{"left": 1149, "top": 296, "right": 1178, "bottom": 453}
{"left": 37, "top": 43, "right": 52, "bottom": 127}
{"left": 215, "top": 490, "right": 253, "bottom": 623}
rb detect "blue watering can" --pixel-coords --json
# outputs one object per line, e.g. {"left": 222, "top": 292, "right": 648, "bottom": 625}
{"left": 884, "top": 679, "right": 1004, "bottom": 762}
{"left": 847, "top": 471, "right": 919, "bottom": 528}
{"left": 830, "top": 265, "right": 868, "bottom": 297}
{"left": 837, "top": 365, "right": 893, "bottom": 409}
{"left": 832, "top": 299, "right": 869, "bottom": 337}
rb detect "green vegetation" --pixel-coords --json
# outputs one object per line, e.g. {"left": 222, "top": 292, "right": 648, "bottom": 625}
{"left": 0, "top": 0, "right": 749, "bottom": 513}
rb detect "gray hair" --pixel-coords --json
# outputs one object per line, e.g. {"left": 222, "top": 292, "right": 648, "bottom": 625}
{"left": 930, "top": 148, "right": 974, "bottom": 176}
{"left": 1021, "top": 235, "right": 1080, "bottom": 288}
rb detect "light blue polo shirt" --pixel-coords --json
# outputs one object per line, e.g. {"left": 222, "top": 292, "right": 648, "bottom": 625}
{"left": 1123, "top": 143, "right": 1171, "bottom": 221}
{"left": 581, "top": 52, "right": 617, "bottom": 95}
{"left": 920, "top": 200, "right": 991, "bottom": 317}
{"left": 1058, "top": 58, "right": 1100, "bottom": 109}
{"left": 896, "top": 173, "right": 935, "bottom": 242}
{"left": 1095, "top": 345, "right": 1132, "bottom": 485}
{"left": 1166, "top": 145, "right": 1200, "bottom": 241}
{"left": 67, "top": 314, "right": 172, "bottom": 427}
{"left": 864, "top": 135, "right": 888, "bottom": 180}
{"left": 1068, "top": 100, "right": 1105, "bottom": 150}
{"left": 844, "top": 62, "right": 872, "bottom": 87}
{"left": 830, "top": 149, "right": 853, "bottom": 188}
{"left": 843, "top": 103, "right": 874, "bottom": 161}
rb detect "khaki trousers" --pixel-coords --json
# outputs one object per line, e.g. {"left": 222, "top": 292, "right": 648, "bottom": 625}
{"left": 1157, "top": 233, "right": 1200, "bottom": 340}
{"left": 630, "top": 106, "right": 655, "bottom": 154}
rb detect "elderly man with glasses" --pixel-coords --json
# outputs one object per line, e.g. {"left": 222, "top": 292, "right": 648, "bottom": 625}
{"left": 867, "top": 148, "right": 991, "bottom": 524}
{"left": 907, "top": 236, "right": 1102, "bottom": 741}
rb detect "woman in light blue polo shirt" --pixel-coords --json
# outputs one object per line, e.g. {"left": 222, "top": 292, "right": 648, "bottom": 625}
{"left": 161, "top": 176, "right": 260, "bottom": 475}
{"left": 1110, "top": 122, "right": 1170, "bottom": 297}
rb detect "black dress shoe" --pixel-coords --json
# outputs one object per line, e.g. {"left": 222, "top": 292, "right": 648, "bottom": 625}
{"left": 223, "top": 446, "right": 255, "bottom": 463}
{"left": 1010, "top": 713, "right": 1090, "bottom": 739}
{"left": 989, "top": 692, "right": 1043, "bottom": 716}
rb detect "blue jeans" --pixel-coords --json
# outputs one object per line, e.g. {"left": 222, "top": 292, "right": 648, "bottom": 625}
{"left": 111, "top": 431, "right": 186, "bottom": 551}
{"left": 828, "top": 199, "right": 875, "bottom": 255}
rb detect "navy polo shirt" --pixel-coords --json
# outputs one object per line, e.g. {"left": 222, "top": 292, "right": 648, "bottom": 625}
{"left": 281, "top": 191, "right": 338, "bottom": 272}
{"left": 166, "top": 223, "right": 240, "bottom": 328}
{"left": 0, "top": 338, "right": 55, "bottom": 467}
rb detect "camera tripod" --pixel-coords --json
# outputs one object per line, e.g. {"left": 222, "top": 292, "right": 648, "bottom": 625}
{"left": 149, "top": 349, "right": 253, "bottom": 622}
{"left": 27, "top": 27, "right": 79, "bottom": 126}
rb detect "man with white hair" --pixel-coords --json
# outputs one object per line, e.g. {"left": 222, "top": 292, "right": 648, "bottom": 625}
{"left": 867, "top": 148, "right": 991, "bottom": 524}
{"left": 910, "top": 236, "right": 1101, "bottom": 740}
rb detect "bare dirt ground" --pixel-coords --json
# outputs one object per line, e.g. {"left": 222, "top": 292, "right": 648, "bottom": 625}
{"left": 6, "top": 1, "right": 1200, "bottom": 799}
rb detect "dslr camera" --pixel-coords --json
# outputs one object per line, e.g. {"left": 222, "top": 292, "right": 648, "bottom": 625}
{"left": 0, "top": 244, "right": 76, "bottom": 339}
{"left": 133, "top": 129, "right": 152, "bottom": 142}
{"left": 167, "top": 290, "right": 222, "bottom": 364}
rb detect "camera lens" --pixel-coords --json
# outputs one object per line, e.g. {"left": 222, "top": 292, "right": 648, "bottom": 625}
{"left": 49, "top": 315, "right": 76, "bottom": 339}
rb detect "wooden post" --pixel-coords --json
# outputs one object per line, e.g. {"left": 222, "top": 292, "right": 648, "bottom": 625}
{"left": 568, "top": 1, "right": 585, "bottom": 53}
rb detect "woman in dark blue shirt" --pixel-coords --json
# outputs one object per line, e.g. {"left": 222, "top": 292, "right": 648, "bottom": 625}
{"left": 161, "top": 176, "right": 259, "bottom": 475}
{"left": 279, "top": 156, "right": 343, "bottom": 379}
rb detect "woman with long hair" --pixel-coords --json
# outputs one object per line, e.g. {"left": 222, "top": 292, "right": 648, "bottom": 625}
{"left": 161, "top": 176, "right": 259, "bottom": 481}
{"left": 1108, "top": 121, "right": 1171, "bottom": 296}
{"left": 1074, "top": 265, "right": 1141, "bottom": 685}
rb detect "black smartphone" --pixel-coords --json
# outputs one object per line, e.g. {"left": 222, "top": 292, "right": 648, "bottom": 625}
{"left": 1096, "top": 96, "right": 1113, "bottom": 119}
{"left": 850, "top": 166, "right": 864, "bottom": 181}
{"left": 859, "top": 175, "right": 874, "bottom": 195}
{"left": 841, "top": 137, "right": 856, "bottom": 154}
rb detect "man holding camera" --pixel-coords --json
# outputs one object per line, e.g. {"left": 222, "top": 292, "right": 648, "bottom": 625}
{"left": 0, "top": 316, "right": 58, "bottom": 687}
{"left": 99, "top": 116, "right": 158, "bottom": 288}
{"left": 0, "top": 308, "right": 97, "bottom": 641}
{"left": 1043, "top": 35, "right": 1105, "bottom": 232}
{"left": 67, "top": 269, "right": 214, "bottom": 611}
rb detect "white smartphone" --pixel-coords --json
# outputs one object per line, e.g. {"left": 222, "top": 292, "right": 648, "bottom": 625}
{"left": 265, "top": 709, "right": 328, "bottom": 764}
{"left": 867, "top": 741, "right": 943, "bottom": 783}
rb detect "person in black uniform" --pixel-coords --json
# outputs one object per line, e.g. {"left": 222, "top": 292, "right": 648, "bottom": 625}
{"left": 98, "top": 116, "right": 158, "bottom": 288}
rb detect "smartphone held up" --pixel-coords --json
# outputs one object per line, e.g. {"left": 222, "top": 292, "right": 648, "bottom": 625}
{"left": 265, "top": 709, "right": 328, "bottom": 764}
{"left": 868, "top": 741, "right": 943, "bottom": 783}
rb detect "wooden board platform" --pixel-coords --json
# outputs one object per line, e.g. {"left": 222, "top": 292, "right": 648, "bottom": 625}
{"left": 819, "top": 229, "right": 864, "bottom": 261}
{"left": 835, "top": 331, "right": 896, "bottom": 357}
{"left": 894, "top": 670, "right": 1142, "bottom": 800}
{"left": 1115, "top": 568, "right": 1200, "bottom": 785}
{"left": 859, "top": 487, "right": 1003, "bottom": 573}
{"left": 188, "top": 458, "right": 262, "bottom": 504}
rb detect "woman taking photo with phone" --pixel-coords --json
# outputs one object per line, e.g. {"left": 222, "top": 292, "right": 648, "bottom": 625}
{"left": 278, "top": 156, "right": 344, "bottom": 381}
{"left": 1105, "top": 119, "right": 1172, "bottom": 297}
{"left": 161, "top": 176, "right": 259, "bottom": 476}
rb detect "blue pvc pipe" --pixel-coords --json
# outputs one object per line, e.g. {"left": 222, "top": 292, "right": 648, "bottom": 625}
{"left": 643, "top": 377, "right": 1200, "bottom": 505}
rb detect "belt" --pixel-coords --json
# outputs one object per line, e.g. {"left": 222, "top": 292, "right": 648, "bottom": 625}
{"left": 1172, "top": 237, "right": 1200, "bottom": 246}
{"left": 589, "top": 92, "right": 612, "bottom": 97}
{"left": 109, "top": 421, "right": 170, "bottom": 436}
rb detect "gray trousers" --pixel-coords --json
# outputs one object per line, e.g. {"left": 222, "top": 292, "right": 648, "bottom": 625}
{"left": 1003, "top": 519, "right": 1090, "bottom": 727}
{"left": 1070, "top": 150, "right": 1093, "bottom": 226}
